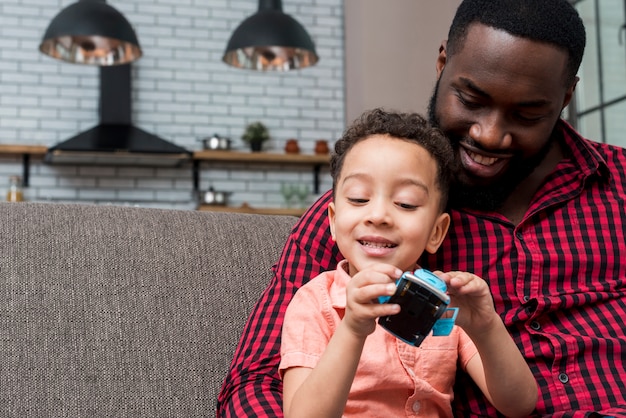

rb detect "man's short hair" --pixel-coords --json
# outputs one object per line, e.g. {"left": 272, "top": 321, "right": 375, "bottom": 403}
{"left": 447, "top": 0, "right": 586, "bottom": 85}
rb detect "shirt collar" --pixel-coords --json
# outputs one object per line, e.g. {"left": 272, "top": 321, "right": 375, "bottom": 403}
{"left": 558, "top": 119, "right": 611, "bottom": 181}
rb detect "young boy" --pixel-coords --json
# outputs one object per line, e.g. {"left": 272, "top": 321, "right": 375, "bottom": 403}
{"left": 279, "top": 108, "right": 537, "bottom": 418}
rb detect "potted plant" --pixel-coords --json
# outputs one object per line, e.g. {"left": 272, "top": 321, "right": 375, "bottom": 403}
{"left": 241, "top": 121, "right": 270, "bottom": 152}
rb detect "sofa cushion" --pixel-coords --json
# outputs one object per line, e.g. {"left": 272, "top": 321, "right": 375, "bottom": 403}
{"left": 0, "top": 202, "right": 296, "bottom": 417}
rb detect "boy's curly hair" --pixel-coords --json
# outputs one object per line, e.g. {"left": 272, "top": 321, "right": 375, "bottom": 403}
{"left": 330, "top": 108, "right": 455, "bottom": 211}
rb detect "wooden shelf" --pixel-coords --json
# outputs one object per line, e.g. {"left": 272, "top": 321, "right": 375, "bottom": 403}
{"left": 0, "top": 144, "right": 48, "bottom": 187}
{"left": 193, "top": 149, "right": 330, "bottom": 164}
{"left": 192, "top": 149, "right": 330, "bottom": 193}
{"left": 197, "top": 204, "right": 304, "bottom": 217}
{"left": 0, "top": 144, "right": 329, "bottom": 199}
{"left": 0, "top": 144, "right": 47, "bottom": 156}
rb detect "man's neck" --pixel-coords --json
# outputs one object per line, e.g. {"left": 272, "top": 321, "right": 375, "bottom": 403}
{"left": 499, "top": 139, "right": 565, "bottom": 225}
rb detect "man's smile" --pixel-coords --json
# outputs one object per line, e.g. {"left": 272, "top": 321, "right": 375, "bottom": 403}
{"left": 459, "top": 142, "right": 513, "bottom": 179}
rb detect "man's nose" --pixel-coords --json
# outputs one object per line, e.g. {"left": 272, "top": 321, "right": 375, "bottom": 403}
{"left": 469, "top": 112, "right": 513, "bottom": 150}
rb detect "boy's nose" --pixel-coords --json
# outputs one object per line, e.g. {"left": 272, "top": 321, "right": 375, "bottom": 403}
{"left": 366, "top": 200, "right": 392, "bottom": 225}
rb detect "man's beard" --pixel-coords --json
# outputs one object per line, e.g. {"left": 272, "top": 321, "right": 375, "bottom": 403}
{"left": 427, "top": 80, "right": 552, "bottom": 212}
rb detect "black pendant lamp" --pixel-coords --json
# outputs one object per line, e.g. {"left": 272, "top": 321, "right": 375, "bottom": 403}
{"left": 223, "top": 0, "right": 319, "bottom": 71}
{"left": 39, "top": 0, "right": 142, "bottom": 66}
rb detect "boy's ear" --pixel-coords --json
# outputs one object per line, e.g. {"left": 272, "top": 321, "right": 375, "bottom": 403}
{"left": 328, "top": 202, "right": 336, "bottom": 241}
{"left": 425, "top": 212, "right": 450, "bottom": 254}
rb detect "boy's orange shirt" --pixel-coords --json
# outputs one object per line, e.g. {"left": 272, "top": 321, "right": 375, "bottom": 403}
{"left": 280, "top": 260, "right": 477, "bottom": 417}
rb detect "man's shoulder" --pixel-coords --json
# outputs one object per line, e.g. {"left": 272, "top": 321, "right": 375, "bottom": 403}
{"left": 583, "top": 138, "right": 626, "bottom": 178}
{"left": 586, "top": 138, "right": 626, "bottom": 157}
{"left": 560, "top": 120, "right": 625, "bottom": 156}
{"left": 562, "top": 123, "right": 626, "bottom": 174}
{"left": 291, "top": 189, "right": 333, "bottom": 231}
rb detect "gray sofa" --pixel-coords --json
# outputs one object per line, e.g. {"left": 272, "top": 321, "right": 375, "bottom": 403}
{"left": 0, "top": 202, "right": 297, "bottom": 417}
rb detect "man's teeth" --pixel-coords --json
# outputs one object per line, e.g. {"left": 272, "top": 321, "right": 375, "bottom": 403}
{"left": 468, "top": 151, "right": 498, "bottom": 166}
{"left": 360, "top": 241, "right": 395, "bottom": 248}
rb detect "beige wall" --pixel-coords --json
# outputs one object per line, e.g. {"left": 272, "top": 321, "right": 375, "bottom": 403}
{"left": 344, "top": 0, "right": 461, "bottom": 123}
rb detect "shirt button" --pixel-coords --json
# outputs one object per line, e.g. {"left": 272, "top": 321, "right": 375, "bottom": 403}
{"left": 412, "top": 401, "right": 421, "bottom": 413}
{"left": 558, "top": 373, "right": 569, "bottom": 383}
{"left": 523, "top": 295, "right": 530, "bottom": 302}
{"left": 530, "top": 321, "right": 541, "bottom": 330}
{"left": 516, "top": 231, "right": 524, "bottom": 240}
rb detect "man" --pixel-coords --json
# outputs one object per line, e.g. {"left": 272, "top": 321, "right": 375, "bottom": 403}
{"left": 217, "top": 0, "right": 626, "bottom": 416}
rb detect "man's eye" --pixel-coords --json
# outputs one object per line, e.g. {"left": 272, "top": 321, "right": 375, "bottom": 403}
{"left": 457, "top": 93, "right": 481, "bottom": 109}
{"left": 516, "top": 113, "right": 544, "bottom": 123}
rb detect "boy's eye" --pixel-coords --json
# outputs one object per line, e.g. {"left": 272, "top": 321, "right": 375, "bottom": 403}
{"left": 347, "top": 197, "right": 368, "bottom": 204}
{"left": 397, "top": 202, "right": 417, "bottom": 210}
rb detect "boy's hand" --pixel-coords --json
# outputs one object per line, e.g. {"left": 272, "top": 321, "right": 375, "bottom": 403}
{"left": 343, "top": 263, "right": 402, "bottom": 338}
{"left": 433, "top": 271, "right": 500, "bottom": 334}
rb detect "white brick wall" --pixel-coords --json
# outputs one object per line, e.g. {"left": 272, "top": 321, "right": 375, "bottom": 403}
{"left": 0, "top": 0, "right": 343, "bottom": 209}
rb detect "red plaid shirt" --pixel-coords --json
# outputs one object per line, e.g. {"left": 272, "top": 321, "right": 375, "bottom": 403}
{"left": 216, "top": 120, "right": 626, "bottom": 417}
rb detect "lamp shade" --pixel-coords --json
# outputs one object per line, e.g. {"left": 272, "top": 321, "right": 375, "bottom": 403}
{"left": 39, "top": 0, "right": 142, "bottom": 66}
{"left": 223, "top": 0, "right": 319, "bottom": 71}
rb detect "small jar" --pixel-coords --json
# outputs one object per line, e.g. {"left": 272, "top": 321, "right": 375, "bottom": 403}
{"left": 285, "top": 139, "right": 300, "bottom": 154}
{"left": 6, "top": 175, "right": 24, "bottom": 202}
{"left": 315, "top": 140, "right": 329, "bottom": 155}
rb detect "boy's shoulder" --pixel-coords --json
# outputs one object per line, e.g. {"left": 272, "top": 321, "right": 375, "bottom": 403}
{"left": 293, "top": 262, "right": 351, "bottom": 310}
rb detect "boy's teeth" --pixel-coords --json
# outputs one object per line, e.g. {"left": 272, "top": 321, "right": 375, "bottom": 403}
{"left": 361, "top": 240, "right": 394, "bottom": 248}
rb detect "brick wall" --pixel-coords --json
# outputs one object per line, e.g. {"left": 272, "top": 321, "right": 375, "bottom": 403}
{"left": 0, "top": 0, "right": 343, "bottom": 209}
